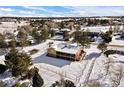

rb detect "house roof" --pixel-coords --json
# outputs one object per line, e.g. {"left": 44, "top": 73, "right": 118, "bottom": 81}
{"left": 52, "top": 42, "right": 81, "bottom": 54}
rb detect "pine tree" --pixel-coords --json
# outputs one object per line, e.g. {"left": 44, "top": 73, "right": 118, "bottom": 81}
{"left": 32, "top": 72, "right": 44, "bottom": 87}
{"left": 27, "top": 67, "right": 39, "bottom": 79}
{"left": 17, "top": 31, "right": 27, "bottom": 39}
{"left": 59, "top": 21, "right": 65, "bottom": 30}
{"left": 50, "top": 30, "right": 56, "bottom": 37}
{"left": 17, "top": 31, "right": 29, "bottom": 47}
{"left": 40, "top": 29, "right": 49, "bottom": 41}
{"left": 31, "top": 29, "right": 41, "bottom": 44}
{"left": 4, "top": 48, "right": 32, "bottom": 77}
{"left": 97, "top": 42, "right": 107, "bottom": 53}
{"left": 0, "top": 33, "right": 7, "bottom": 48}
{"left": 74, "top": 30, "right": 82, "bottom": 43}
{"left": 63, "top": 31, "right": 70, "bottom": 41}
{"left": 19, "top": 39, "right": 29, "bottom": 48}
{"left": 101, "top": 31, "right": 112, "bottom": 43}
{"left": 78, "top": 31, "right": 91, "bottom": 49}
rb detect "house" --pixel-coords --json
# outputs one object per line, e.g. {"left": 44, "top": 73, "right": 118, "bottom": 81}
{"left": 51, "top": 28, "right": 75, "bottom": 41}
{"left": 47, "top": 42, "right": 85, "bottom": 61}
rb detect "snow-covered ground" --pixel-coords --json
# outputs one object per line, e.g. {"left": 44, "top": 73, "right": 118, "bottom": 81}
{"left": 109, "top": 54, "right": 124, "bottom": 62}
{"left": 0, "top": 21, "right": 29, "bottom": 34}
{"left": 1, "top": 39, "right": 124, "bottom": 87}
{"left": 81, "top": 26, "right": 110, "bottom": 33}
{"left": 22, "top": 40, "right": 70, "bottom": 67}
{"left": 34, "top": 63, "right": 61, "bottom": 86}
{"left": 81, "top": 25, "right": 124, "bottom": 33}
{"left": 0, "top": 31, "right": 124, "bottom": 86}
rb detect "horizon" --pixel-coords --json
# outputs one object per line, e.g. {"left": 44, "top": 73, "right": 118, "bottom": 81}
{"left": 0, "top": 15, "right": 123, "bottom": 18}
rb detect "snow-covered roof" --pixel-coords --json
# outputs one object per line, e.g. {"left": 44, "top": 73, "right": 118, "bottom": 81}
{"left": 61, "top": 28, "right": 71, "bottom": 32}
{"left": 52, "top": 42, "right": 81, "bottom": 54}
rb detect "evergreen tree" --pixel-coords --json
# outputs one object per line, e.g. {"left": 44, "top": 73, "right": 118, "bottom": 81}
{"left": 0, "top": 33, "right": 7, "bottom": 48}
{"left": 8, "top": 39, "right": 16, "bottom": 48}
{"left": 31, "top": 29, "right": 41, "bottom": 43}
{"left": 17, "top": 31, "right": 27, "bottom": 39}
{"left": 74, "top": 30, "right": 82, "bottom": 43}
{"left": 101, "top": 31, "right": 112, "bottom": 43}
{"left": 19, "top": 39, "right": 29, "bottom": 48}
{"left": 27, "top": 67, "right": 39, "bottom": 79}
{"left": 32, "top": 72, "right": 44, "bottom": 87}
{"left": 17, "top": 31, "right": 29, "bottom": 47}
{"left": 40, "top": 29, "right": 49, "bottom": 41}
{"left": 63, "top": 31, "right": 70, "bottom": 41}
{"left": 75, "top": 25, "right": 81, "bottom": 31}
{"left": 4, "top": 48, "right": 32, "bottom": 77}
{"left": 78, "top": 31, "right": 91, "bottom": 49}
{"left": 59, "top": 21, "right": 65, "bottom": 30}
{"left": 97, "top": 42, "right": 107, "bottom": 53}
{"left": 50, "top": 30, "right": 55, "bottom": 37}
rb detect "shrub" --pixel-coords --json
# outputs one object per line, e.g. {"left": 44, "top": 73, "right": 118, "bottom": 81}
{"left": 51, "top": 81, "right": 60, "bottom": 87}
{"left": 63, "top": 80, "right": 75, "bottom": 87}
{"left": 4, "top": 48, "right": 32, "bottom": 77}
{"left": 32, "top": 73, "right": 44, "bottom": 87}
{"left": 51, "top": 80, "right": 75, "bottom": 87}
{"left": 101, "top": 32, "right": 112, "bottom": 43}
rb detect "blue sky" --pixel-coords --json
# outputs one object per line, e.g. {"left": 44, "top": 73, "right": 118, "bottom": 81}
{"left": 0, "top": 6, "right": 124, "bottom": 17}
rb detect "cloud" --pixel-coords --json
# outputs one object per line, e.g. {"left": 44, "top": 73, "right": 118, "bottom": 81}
{"left": 19, "top": 10, "right": 34, "bottom": 14}
{"left": 61, "top": 6, "right": 90, "bottom": 16}
{"left": 0, "top": 8, "right": 14, "bottom": 12}
{"left": 23, "top": 6, "right": 47, "bottom": 11}
{"left": 18, "top": 10, "right": 47, "bottom": 17}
